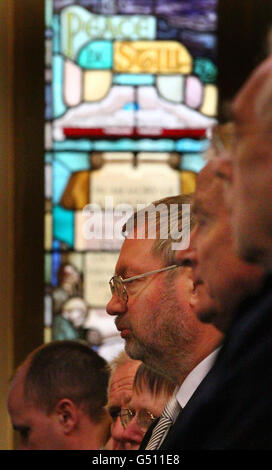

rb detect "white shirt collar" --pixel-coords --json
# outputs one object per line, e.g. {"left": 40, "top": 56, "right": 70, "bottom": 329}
{"left": 176, "top": 348, "right": 220, "bottom": 409}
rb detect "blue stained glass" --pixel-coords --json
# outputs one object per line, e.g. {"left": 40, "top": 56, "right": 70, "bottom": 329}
{"left": 123, "top": 102, "right": 138, "bottom": 111}
{"left": 114, "top": 74, "right": 155, "bottom": 86}
{"left": 53, "top": 140, "right": 93, "bottom": 151}
{"left": 157, "top": 18, "right": 180, "bottom": 40}
{"left": 53, "top": 160, "right": 71, "bottom": 204}
{"left": 181, "top": 31, "right": 217, "bottom": 60}
{"left": 52, "top": 240, "right": 61, "bottom": 250}
{"left": 180, "top": 153, "right": 206, "bottom": 173}
{"left": 92, "top": 139, "right": 133, "bottom": 152}
{"left": 53, "top": 0, "right": 74, "bottom": 12}
{"left": 53, "top": 15, "right": 60, "bottom": 54}
{"left": 194, "top": 57, "right": 217, "bottom": 83}
{"left": 45, "top": 84, "right": 53, "bottom": 120}
{"left": 76, "top": 0, "right": 117, "bottom": 14}
{"left": 175, "top": 139, "right": 210, "bottom": 153}
{"left": 52, "top": 55, "right": 66, "bottom": 117}
{"left": 45, "top": 29, "right": 53, "bottom": 39}
{"left": 136, "top": 139, "right": 175, "bottom": 152}
{"left": 53, "top": 206, "right": 74, "bottom": 247}
{"left": 45, "top": 152, "right": 53, "bottom": 163}
{"left": 55, "top": 152, "right": 90, "bottom": 171}
{"left": 92, "top": 138, "right": 176, "bottom": 152}
{"left": 156, "top": 1, "right": 217, "bottom": 31}
{"left": 52, "top": 250, "right": 62, "bottom": 286}
{"left": 77, "top": 40, "right": 113, "bottom": 69}
{"left": 117, "top": 0, "right": 153, "bottom": 14}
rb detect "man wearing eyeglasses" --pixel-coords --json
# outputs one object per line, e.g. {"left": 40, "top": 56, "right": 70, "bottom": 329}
{"left": 119, "top": 363, "right": 175, "bottom": 450}
{"left": 105, "top": 351, "right": 141, "bottom": 450}
{"left": 106, "top": 194, "right": 223, "bottom": 449}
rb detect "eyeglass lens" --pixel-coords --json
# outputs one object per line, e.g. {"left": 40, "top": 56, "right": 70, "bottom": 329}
{"left": 121, "top": 409, "right": 155, "bottom": 430}
{"left": 110, "top": 276, "right": 127, "bottom": 302}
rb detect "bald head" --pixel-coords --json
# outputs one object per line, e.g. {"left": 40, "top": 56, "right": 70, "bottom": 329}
{"left": 233, "top": 55, "right": 272, "bottom": 131}
{"left": 230, "top": 55, "right": 272, "bottom": 268}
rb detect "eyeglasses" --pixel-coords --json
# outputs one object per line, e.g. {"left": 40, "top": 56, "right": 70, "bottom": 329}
{"left": 120, "top": 408, "right": 157, "bottom": 430}
{"left": 206, "top": 122, "right": 236, "bottom": 157}
{"left": 109, "top": 265, "right": 178, "bottom": 304}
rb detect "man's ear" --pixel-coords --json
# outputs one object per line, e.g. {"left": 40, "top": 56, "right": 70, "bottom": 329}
{"left": 55, "top": 399, "right": 78, "bottom": 434}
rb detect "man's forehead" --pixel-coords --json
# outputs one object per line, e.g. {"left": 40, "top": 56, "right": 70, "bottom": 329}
{"left": 115, "top": 238, "right": 159, "bottom": 277}
{"left": 108, "top": 369, "right": 139, "bottom": 407}
{"left": 110, "top": 362, "right": 140, "bottom": 392}
{"left": 8, "top": 374, "right": 32, "bottom": 421}
{"left": 194, "top": 165, "right": 226, "bottom": 215}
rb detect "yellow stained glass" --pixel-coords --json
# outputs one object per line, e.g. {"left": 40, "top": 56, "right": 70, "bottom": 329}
{"left": 84, "top": 70, "right": 112, "bottom": 101}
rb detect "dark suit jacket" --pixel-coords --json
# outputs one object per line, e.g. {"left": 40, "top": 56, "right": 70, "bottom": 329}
{"left": 157, "top": 275, "right": 272, "bottom": 450}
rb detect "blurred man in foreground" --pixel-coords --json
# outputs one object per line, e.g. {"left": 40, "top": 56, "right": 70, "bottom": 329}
{"left": 230, "top": 56, "right": 272, "bottom": 269}
{"left": 190, "top": 55, "right": 272, "bottom": 449}
{"left": 158, "top": 156, "right": 267, "bottom": 449}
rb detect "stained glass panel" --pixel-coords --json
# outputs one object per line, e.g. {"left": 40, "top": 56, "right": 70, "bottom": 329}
{"left": 45, "top": 0, "right": 218, "bottom": 360}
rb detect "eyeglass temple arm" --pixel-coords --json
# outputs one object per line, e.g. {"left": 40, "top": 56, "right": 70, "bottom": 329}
{"left": 122, "top": 265, "right": 178, "bottom": 284}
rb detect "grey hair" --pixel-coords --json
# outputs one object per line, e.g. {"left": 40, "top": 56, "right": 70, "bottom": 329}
{"left": 109, "top": 350, "right": 137, "bottom": 375}
{"left": 122, "top": 194, "right": 195, "bottom": 265}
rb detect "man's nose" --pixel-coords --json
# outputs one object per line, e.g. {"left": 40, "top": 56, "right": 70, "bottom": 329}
{"left": 111, "top": 417, "right": 127, "bottom": 450}
{"left": 122, "top": 420, "right": 145, "bottom": 450}
{"left": 106, "top": 293, "right": 127, "bottom": 317}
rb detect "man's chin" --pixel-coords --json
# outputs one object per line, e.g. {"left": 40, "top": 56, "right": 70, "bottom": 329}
{"left": 124, "top": 340, "right": 145, "bottom": 362}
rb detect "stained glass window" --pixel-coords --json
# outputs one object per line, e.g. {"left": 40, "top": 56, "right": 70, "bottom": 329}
{"left": 45, "top": 0, "right": 218, "bottom": 360}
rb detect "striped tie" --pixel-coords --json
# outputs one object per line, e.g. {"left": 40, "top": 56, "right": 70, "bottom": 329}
{"left": 145, "top": 393, "right": 181, "bottom": 450}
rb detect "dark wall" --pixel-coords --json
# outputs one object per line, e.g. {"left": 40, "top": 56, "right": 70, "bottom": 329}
{"left": 13, "top": 0, "right": 44, "bottom": 366}
{"left": 218, "top": 0, "right": 272, "bottom": 121}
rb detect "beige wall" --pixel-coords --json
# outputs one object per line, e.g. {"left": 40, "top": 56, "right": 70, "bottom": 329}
{"left": 0, "top": 0, "right": 44, "bottom": 449}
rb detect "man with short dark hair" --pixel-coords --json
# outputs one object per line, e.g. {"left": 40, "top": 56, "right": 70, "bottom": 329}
{"left": 7, "top": 340, "right": 111, "bottom": 450}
